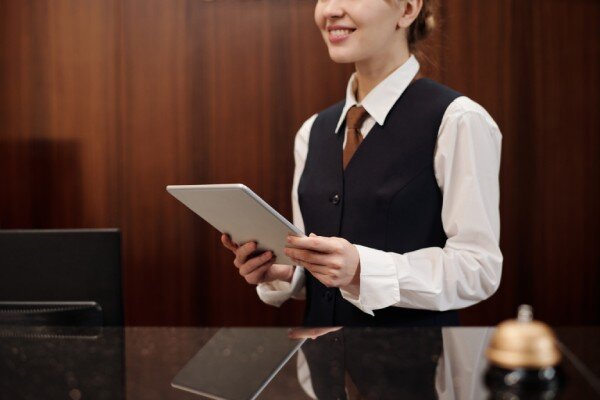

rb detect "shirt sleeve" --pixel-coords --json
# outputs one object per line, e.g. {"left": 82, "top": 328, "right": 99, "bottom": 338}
{"left": 256, "top": 114, "right": 317, "bottom": 306}
{"left": 339, "top": 97, "right": 503, "bottom": 314}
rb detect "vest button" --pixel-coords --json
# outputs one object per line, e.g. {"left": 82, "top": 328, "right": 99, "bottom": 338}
{"left": 330, "top": 193, "right": 340, "bottom": 205}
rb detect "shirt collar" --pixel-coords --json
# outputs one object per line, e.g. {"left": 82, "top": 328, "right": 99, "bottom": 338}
{"left": 334, "top": 55, "right": 420, "bottom": 134}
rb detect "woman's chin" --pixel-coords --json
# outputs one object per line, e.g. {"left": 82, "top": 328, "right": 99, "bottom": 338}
{"left": 327, "top": 50, "right": 357, "bottom": 64}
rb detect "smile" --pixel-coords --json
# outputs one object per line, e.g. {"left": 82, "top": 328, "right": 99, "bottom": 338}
{"left": 327, "top": 27, "right": 356, "bottom": 44}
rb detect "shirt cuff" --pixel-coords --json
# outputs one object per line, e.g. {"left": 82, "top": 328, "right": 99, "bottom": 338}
{"left": 339, "top": 245, "right": 404, "bottom": 315}
{"left": 256, "top": 266, "right": 305, "bottom": 306}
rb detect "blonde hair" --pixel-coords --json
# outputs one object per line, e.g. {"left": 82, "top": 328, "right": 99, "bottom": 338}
{"left": 407, "top": 0, "right": 437, "bottom": 50}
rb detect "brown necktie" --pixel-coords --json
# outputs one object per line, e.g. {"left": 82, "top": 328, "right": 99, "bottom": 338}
{"left": 343, "top": 105, "right": 368, "bottom": 169}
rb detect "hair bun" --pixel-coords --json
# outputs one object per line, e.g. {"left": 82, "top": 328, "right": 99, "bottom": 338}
{"left": 408, "top": 0, "right": 437, "bottom": 49}
{"left": 425, "top": 13, "right": 436, "bottom": 32}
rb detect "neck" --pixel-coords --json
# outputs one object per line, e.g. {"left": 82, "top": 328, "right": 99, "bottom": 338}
{"left": 354, "top": 49, "right": 411, "bottom": 103}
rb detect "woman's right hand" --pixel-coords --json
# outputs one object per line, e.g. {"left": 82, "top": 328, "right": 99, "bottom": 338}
{"left": 221, "top": 234, "right": 294, "bottom": 285}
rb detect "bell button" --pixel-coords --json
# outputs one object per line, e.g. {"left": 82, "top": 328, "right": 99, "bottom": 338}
{"left": 330, "top": 193, "right": 341, "bottom": 205}
{"left": 484, "top": 305, "right": 564, "bottom": 396}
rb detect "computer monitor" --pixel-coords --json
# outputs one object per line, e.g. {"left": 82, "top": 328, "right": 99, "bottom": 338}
{"left": 0, "top": 229, "right": 123, "bottom": 326}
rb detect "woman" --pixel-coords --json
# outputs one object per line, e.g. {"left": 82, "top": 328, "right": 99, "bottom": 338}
{"left": 222, "top": 0, "right": 502, "bottom": 326}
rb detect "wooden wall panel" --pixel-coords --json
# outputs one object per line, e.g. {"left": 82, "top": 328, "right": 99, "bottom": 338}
{"left": 440, "top": 0, "right": 525, "bottom": 325}
{"left": 118, "top": 1, "right": 352, "bottom": 325}
{"left": 119, "top": 0, "right": 193, "bottom": 324}
{"left": 1, "top": 0, "right": 598, "bottom": 326}
{"left": 442, "top": 0, "right": 600, "bottom": 325}
{"left": 0, "top": 0, "right": 120, "bottom": 228}
{"left": 526, "top": 1, "right": 600, "bottom": 324}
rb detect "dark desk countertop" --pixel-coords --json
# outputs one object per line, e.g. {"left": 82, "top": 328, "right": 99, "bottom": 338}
{"left": 1, "top": 327, "right": 599, "bottom": 400}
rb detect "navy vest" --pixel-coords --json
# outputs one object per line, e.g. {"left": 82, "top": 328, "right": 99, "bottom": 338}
{"left": 298, "top": 78, "right": 461, "bottom": 327}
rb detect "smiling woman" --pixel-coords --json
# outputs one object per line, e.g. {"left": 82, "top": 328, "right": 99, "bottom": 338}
{"left": 221, "top": 0, "right": 503, "bottom": 327}
{"left": 315, "top": 0, "right": 412, "bottom": 61}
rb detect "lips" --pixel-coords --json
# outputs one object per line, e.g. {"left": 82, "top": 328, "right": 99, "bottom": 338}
{"left": 326, "top": 25, "right": 356, "bottom": 44}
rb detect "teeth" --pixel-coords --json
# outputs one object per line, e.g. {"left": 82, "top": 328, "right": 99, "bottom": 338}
{"left": 330, "top": 29, "right": 353, "bottom": 37}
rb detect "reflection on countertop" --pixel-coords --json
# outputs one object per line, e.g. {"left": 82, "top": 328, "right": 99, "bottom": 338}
{"left": 1, "top": 327, "right": 599, "bottom": 399}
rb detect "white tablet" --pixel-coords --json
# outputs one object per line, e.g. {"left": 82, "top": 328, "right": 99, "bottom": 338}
{"left": 167, "top": 184, "right": 304, "bottom": 266}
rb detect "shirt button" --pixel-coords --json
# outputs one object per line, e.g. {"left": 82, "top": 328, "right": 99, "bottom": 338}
{"left": 330, "top": 193, "right": 340, "bottom": 205}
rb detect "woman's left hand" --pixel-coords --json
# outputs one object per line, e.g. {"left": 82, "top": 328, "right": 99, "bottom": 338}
{"left": 284, "top": 233, "right": 360, "bottom": 289}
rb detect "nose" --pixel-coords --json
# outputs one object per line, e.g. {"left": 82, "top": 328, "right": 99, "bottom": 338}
{"left": 321, "top": 0, "right": 345, "bottom": 19}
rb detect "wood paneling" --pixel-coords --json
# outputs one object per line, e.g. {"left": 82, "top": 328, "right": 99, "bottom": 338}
{"left": 439, "top": 0, "right": 521, "bottom": 325}
{"left": 0, "top": 0, "right": 121, "bottom": 228}
{"left": 1, "top": 0, "right": 598, "bottom": 326}
{"left": 116, "top": 0, "right": 353, "bottom": 325}
{"left": 439, "top": 0, "right": 600, "bottom": 325}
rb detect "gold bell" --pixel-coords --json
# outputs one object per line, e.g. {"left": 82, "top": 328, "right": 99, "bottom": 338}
{"left": 486, "top": 305, "right": 561, "bottom": 369}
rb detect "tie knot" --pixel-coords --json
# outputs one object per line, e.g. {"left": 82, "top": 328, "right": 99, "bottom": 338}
{"left": 346, "top": 105, "right": 368, "bottom": 130}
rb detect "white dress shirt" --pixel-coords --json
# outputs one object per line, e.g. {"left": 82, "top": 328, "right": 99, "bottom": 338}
{"left": 257, "top": 55, "right": 503, "bottom": 316}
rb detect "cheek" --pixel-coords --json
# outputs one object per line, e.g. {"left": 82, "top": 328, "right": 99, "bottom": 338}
{"left": 314, "top": 5, "right": 323, "bottom": 30}
{"left": 360, "top": 21, "right": 398, "bottom": 49}
{"left": 314, "top": 7, "right": 330, "bottom": 45}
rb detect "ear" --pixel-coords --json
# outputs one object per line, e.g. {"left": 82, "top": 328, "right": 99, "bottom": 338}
{"left": 397, "top": 0, "right": 423, "bottom": 30}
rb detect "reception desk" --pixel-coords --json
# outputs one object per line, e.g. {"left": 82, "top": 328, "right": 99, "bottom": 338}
{"left": 1, "top": 326, "right": 599, "bottom": 399}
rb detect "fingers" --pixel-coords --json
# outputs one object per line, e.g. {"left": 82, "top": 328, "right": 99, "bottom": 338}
{"left": 284, "top": 247, "right": 330, "bottom": 266}
{"left": 287, "top": 328, "right": 324, "bottom": 340}
{"left": 287, "top": 234, "right": 341, "bottom": 253}
{"left": 233, "top": 241, "right": 258, "bottom": 268}
{"left": 223, "top": 235, "right": 278, "bottom": 285}
{"left": 243, "top": 261, "right": 273, "bottom": 285}
{"left": 222, "top": 235, "right": 278, "bottom": 285}
{"left": 292, "top": 259, "right": 330, "bottom": 276}
{"left": 288, "top": 326, "right": 343, "bottom": 340}
{"left": 221, "top": 234, "right": 238, "bottom": 252}
{"left": 239, "top": 251, "right": 274, "bottom": 276}
{"left": 285, "top": 239, "right": 343, "bottom": 286}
